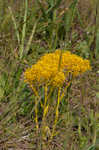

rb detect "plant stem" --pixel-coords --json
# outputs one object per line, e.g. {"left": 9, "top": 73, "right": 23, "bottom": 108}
{"left": 30, "top": 84, "right": 39, "bottom": 130}
{"left": 50, "top": 87, "right": 61, "bottom": 140}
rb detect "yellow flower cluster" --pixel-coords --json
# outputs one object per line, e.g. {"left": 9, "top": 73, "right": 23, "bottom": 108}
{"left": 24, "top": 50, "right": 91, "bottom": 87}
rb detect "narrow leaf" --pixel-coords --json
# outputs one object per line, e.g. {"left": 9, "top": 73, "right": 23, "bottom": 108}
{"left": 19, "top": 0, "right": 28, "bottom": 59}
{"left": 8, "top": 7, "right": 20, "bottom": 44}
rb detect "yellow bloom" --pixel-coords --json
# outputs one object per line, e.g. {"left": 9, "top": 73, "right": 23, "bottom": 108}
{"left": 24, "top": 49, "right": 91, "bottom": 87}
{"left": 53, "top": 71, "right": 65, "bottom": 87}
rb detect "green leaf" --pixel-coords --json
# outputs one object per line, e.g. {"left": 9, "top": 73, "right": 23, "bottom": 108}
{"left": 87, "top": 145, "right": 95, "bottom": 150}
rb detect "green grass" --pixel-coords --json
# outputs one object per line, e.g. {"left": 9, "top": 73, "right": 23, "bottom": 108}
{"left": 0, "top": 0, "right": 99, "bottom": 149}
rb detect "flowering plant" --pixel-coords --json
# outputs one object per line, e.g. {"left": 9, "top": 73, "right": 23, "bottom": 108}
{"left": 24, "top": 49, "right": 91, "bottom": 143}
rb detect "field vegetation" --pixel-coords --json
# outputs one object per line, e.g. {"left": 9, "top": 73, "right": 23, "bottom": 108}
{"left": 0, "top": 0, "right": 99, "bottom": 149}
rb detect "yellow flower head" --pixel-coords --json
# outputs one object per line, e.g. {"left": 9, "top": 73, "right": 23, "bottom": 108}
{"left": 24, "top": 50, "right": 91, "bottom": 87}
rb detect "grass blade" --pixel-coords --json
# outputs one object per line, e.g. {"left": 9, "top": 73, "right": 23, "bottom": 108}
{"left": 8, "top": 6, "right": 20, "bottom": 45}
{"left": 19, "top": 0, "right": 28, "bottom": 59}
{"left": 25, "top": 19, "right": 39, "bottom": 56}
{"left": 47, "top": 0, "right": 62, "bottom": 14}
{"left": 87, "top": 144, "right": 95, "bottom": 150}
{"left": 36, "top": 0, "right": 47, "bottom": 19}
{"left": 64, "top": 0, "right": 78, "bottom": 40}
